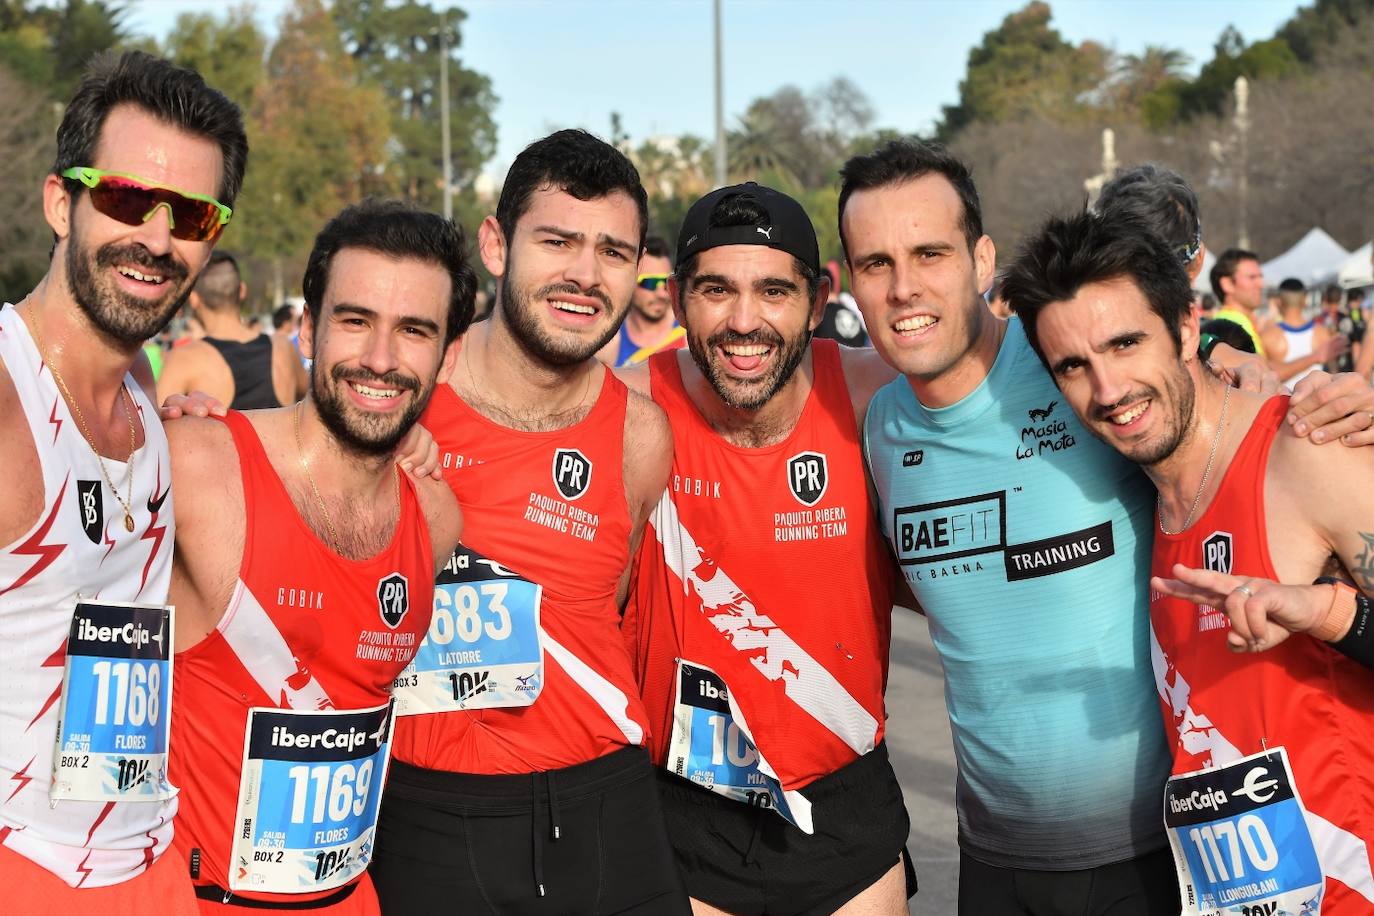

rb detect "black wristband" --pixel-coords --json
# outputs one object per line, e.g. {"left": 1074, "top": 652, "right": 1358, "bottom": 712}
{"left": 1315, "top": 576, "right": 1374, "bottom": 669}
{"left": 1198, "top": 333, "right": 1220, "bottom": 363}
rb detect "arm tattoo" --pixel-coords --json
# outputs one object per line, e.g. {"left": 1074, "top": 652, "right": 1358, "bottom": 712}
{"left": 1355, "top": 531, "right": 1374, "bottom": 594}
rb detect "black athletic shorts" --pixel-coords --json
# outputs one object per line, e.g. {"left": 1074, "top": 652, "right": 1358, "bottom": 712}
{"left": 656, "top": 741, "right": 915, "bottom": 916}
{"left": 958, "top": 845, "right": 1181, "bottom": 916}
{"left": 369, "top": 746, "right": 689, "bottom": 915}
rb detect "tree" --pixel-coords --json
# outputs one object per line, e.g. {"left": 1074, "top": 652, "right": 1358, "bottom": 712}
{"left": 0, "top": 63, "right": 55, "bottom": 299}
{"left": 161, "top": 5, "right": 266, "bottom": 112}
{"left": 1277, "top": 0, "right": 1374, "bottom": 65}
{"left": 1175, "top": 27, "right": 1300, "bottom": 119}
{"left": 0, "top": 0, "right": 128, "bottom": 95}
{"left": 332, "top": 0, "right": 497, "bottom": 209}
{"left": 233, "top": 0, "right": 391, "bottom": 303}
{"left": 939, "top": 2, "right": 1109, "bottom": 137}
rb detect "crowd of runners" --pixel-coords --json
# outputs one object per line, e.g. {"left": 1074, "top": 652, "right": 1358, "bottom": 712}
{"left": 2, "top": 51, "right": 1373, "bottom": 916}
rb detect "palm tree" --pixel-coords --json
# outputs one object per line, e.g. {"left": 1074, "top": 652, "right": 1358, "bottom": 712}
{"left": 1117, "top": 45, "right": 1191, "bottom": 103}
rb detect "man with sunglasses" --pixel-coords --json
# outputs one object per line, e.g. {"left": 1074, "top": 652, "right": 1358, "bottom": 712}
{"left": 0, "top": 50, "right": 246, "bottom": 913}
{"left": 598, "top": 236, "right": 687, "bottom": 366}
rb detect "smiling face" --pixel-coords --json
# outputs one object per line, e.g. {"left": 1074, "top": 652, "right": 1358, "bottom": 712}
{"left": 632, "top": 252, "right": 673, "bottom": 322}
{"left": 48, "top": 104, "right": 224, "bottom": 346}
{"left": 299, "top": 247, "right": 457, "bottom": 457}
{"left": 483, "top": 186, "right": 641, "bottom": 366}
{"left": 1035, "top": 276, "right": 1201, "bottom": 467}
{"left": 674, "top": 245, "right": 822, "bottom": 411}
{"left": 842, "top": 173, "right": 995, "bottom": 384}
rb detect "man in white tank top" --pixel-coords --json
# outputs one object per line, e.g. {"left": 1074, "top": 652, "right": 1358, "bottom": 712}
{"left": 1261, "top": 277, "right": 1348, "bottom": 388}
{"left": 0, "top": 51, "right": 246, "bottom": 913}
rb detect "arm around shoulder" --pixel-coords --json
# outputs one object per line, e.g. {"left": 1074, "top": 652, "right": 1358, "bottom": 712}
{"left": 165, "top": 416, "right": 244, "bottom": 651}
{"left": 416, "top": 475, "right": 462, "bottom": 574}
{"left": 622, "top": 389, "right": 672, "bottom": 530}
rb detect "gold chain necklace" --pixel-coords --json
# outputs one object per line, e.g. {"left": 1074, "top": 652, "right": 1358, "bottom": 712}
{"left": 293, "top": 402, "right": 399, "bottom": 555}
{"left": 1158, "top": 383, "right": 1232, "bottom": 536}
{"left": 29, "top": 318, "right": 137, "bottom": 532}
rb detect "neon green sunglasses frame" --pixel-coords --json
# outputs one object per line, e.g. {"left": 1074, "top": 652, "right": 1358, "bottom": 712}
{"left": 61, "top": 166, "right": 233, "bottom": 236}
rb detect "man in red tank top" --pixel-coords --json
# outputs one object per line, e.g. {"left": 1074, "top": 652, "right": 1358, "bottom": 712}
{"left": 1004, "top": 209, "right": 1374, "bottom": 913}
{"left": 370, "top": 131, "right": 688, "bottom": 915}
{"left": 618, "top": 182, "right": 915, "bottom": 915}
{"left": 163, "top": 200, "right": 469, "bottom": 913}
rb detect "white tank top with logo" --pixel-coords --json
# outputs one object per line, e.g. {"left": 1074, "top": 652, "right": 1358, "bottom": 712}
{"left": 1279, "top": 319, "right": 1320, "bottom": 387}
{"left": 0, "top": 305, "right": 177, "bottom": 887}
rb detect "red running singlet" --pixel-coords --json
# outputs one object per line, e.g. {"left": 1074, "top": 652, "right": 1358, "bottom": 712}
{"left": 170, "top": 411, "right": 433, "bottom": 905}
{"left": 624, "top": 340, "right": 894, "bottom": 791}
{"left": 1151, "top": 396, "right": 1374, "bottom": 910}
{"left": 391, "top": 373, "right": 649, "bottom": 774}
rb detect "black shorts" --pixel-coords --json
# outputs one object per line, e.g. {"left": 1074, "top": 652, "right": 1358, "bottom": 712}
{"left": 958, "top": 845, "right": 1180, "bottom": 916}
{"left": 370, "top": 746, "right": 689, "bottom": 915}
{"left": 656, "top": 741, "right": 915, "bottom": 916}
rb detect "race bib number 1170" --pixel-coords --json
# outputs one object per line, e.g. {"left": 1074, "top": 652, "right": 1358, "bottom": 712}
{"left": 51, "top": 600, "right": 174, "bottom": 802}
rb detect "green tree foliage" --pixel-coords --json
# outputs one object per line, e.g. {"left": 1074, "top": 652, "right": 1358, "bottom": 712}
{"left": 0, "top": 0, "right": 127, "bottom": 95}
{"left": 1277, "top": 0, "right": 1374, "bottom": 64}
{"left": 1172, "top": 28, "right": 1300, "bottom": 119}
{"left": 939, "top": 1, "right": 1108, "bottom": 137}
{"left": 231, "top": 0, "right": 391, "bottom": 301}
{"left": 161, "top": 5, "right": 266, "bottom": 111}
{"left": 332, "top": 0, "right": 497, "bottom": 208}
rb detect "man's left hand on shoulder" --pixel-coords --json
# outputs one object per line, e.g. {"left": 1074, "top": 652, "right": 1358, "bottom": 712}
{"left": 1286, "top": 370, "right": 1374, "bottom": 447}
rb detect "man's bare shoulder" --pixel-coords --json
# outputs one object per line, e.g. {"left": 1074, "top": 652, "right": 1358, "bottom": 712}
{"left": 622, "top": 388, "right": 672, "bottom": 499}
{"left": 614, "top": 362, "right": 651, "bottom": 396}
{"left": 414, "top": 473, "right": 462, "bottom": 568}
{"left": 836, "top": 345, "right": 899, "bottom": 424}
{"left": 0, "top": 356, "right": 43, "bottom": 545}
{"left": 165, "top": 414, "right": 240, "bottom": 497}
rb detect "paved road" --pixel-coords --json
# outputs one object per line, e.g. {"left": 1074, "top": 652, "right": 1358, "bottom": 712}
{"left": 884, "top": 607, "right": 959, "bottom": 914}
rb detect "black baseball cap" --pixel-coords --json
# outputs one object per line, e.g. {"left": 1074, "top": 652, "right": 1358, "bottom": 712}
{"left": 676, "top": 182, "right": 820, "bottom": 275}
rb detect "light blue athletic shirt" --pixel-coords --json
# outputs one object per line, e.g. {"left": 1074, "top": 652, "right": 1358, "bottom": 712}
{"left": 864, "top": 319, "right": 1171, "bottom": 870}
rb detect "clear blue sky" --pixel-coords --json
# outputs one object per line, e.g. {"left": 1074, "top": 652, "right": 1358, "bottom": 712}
{"left": 126, "top": 0, "right": 1306, "bottom": 180}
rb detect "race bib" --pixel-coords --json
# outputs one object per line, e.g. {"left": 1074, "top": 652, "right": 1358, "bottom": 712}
{"left": 51, "top": 599, "right": 174, "bottom": 802}
{"left": 1165, "top": 747, "right": 1324, "bottom": 915}
{"left": 393, "top": 546, "right": 543, "bottom": 714}
{"left": 665, "top": 660, "right": 813, "bottom": 833}
{"left": 228, "top": 702, "right": 393, "bottom": 894}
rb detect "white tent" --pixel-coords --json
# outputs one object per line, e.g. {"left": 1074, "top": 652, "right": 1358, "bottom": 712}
{"left": 1194, "top": 247, "right": 1216, "bottom": 294}
{"left": 1337, "top": 241, "right": 1373, "bottom": 288}
{"left": 1261, "top": 227, "right": 1351, "bottom": 288}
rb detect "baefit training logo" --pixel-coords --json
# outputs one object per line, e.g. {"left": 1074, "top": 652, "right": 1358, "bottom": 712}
{"left": 1203, "top": 531, "right": 1234, "bottom": 575}
{"left": 76, "top": 479, "right": 103, "bottom": 543}
{"left": 552, "top": 448, "right": 592, "bottom": 500}
{"left": 376, "top": 572, "right": 409, "bottom": 629}
{"left": 786, "top": 451, "right": 828, "bottom": 507}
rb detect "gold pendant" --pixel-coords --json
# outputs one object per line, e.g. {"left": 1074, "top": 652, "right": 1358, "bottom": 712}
{"left": 124, "top": 513, "right": 135, "bottom": 532}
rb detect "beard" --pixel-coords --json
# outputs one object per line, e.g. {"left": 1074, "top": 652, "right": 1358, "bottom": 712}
{"left": 498, "top": 251, "right": 623, "bottom": 367}
{"left": 65, "top": 220, "right": 191, "bottom": 346}
{"left": 312, "top": 362, "right": 431, "bottom": 458}
{"left": 1092, "top": 363, "right": 1197, "bottom": 467}
{"left": 687, "top": 325, "right": 811, "bottom": 411}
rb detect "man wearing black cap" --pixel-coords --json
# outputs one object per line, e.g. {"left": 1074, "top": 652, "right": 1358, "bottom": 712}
{"left": 1261, "top": 277, "right": 1348, "bottom": 386}
{"left": 620, "top": 183, "right": 914, "bottom": 915}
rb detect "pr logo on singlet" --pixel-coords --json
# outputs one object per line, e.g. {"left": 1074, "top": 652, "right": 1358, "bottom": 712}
{"left": 786, "top": 452, "right": 828, "bottom": 507}
{"left": 1203, "top": 532, "right": 1234, "bottom": 574}
{"left": 76, "top": 479, "right": 103, "bottom": 543}
{"left": 376, "top": 573, "right": 410, "bottom": 629}
{"left": 552, "top": 448, "right": 592, "bottom": 501}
